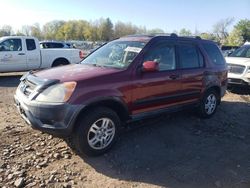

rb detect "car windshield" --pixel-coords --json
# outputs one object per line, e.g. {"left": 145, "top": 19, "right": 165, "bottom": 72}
{"left": 81, "top": 40, "right": 147, "bottom": 69}
{"left": 229, "top": 45, "right": 250, "bottom": 58}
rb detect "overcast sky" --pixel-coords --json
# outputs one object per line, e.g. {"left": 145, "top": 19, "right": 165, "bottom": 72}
{"left": 1, "top": 0, "right": 249, "bottom": 32}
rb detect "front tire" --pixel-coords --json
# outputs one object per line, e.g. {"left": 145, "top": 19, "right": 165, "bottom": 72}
{"left": 73, "top": 107, "right": 120, "bottom": 156}
{"left": 198, "top": 89, "right": 219, "bottom": 118}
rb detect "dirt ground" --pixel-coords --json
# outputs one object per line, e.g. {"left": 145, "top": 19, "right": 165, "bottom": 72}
{"left": 0, "top": 73, "right": 250, "bottom": 188}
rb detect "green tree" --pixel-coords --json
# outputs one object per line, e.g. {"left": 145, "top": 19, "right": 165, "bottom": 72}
{"left": 75, "top": 20, "right": 89, "bottom": 40}
{"left": 58, "top": 21, "right": 78, "bottom": 40}
{"left": 83, "top": 22, "right": 94, "bottom": 41}
{"left": 199, "top": 32, "right": 216, "bottom": 40}
{"left": 179, "top": 28, "right": 192, "bottom": 36}
{"left": 15, "top": 30, "right": 25, "bottom": 36}
{"left": 30, "top": 23, "right": 42, "bottom": 40}
{"left": 99, "top": 18, "right": 113, "bottom": 41}
{"left": 43, "top": 20, "right": 65, "bottom": 40}
{"left": 226, "top": 29, "right": 244, "bottom": 46}
{"left": 147, "top": 28, "right": 164, "bottom": 34}
{"left": 137, "top": 26, "right": 147, "bottom": 34}
{"left": 234, "top": 19, "right": 250, "bottom": 42}
{"left": 21, "top": 25, "right": 32, "bottom": 36}
{"left": 0, "top": 25, "right": 12, "bottom": 36}
{"left": 114, "top": 22, "right": 138, "bottom": 38}
{"left": 90, "top": 22, "right": 100, "bottom": 41}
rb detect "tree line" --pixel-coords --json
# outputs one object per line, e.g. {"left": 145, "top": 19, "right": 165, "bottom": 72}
{"left": 0, "top": 17, "right": 249, "bottom": 46}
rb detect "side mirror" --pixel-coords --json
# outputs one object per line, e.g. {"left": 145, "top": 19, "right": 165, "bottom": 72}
{"left": 142, "top": 61, "right": 159, "bottom": 72}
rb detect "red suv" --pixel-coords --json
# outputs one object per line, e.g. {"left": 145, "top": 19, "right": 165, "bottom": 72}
{"left": 14, "top": 34, "right": 228, "bottom": 156}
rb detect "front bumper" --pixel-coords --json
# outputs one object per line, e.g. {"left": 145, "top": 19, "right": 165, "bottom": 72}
{"left": 228, "top": 72, "right": 250, "bottom": 86}
{"left": 14, "top": 92, "right": 82, "bottom": 137}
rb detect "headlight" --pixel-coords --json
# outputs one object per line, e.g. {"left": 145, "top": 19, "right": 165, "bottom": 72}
{"left": 35, "top": 82, "right": 76, "bottom": 103}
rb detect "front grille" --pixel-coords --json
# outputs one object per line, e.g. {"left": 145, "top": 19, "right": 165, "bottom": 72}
{"left": 227, "top": 64, "right": 246, "bottom": 74}
{"left": 19, "top": 79, "right": 37, "bottom": 97}
{"left": 228, "top": 78, "right": 249, "bottom": 85}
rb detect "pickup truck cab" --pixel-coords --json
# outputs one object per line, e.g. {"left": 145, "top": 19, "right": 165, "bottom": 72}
{"left": 0, "top": 36, "right": 83, "bottom": 72}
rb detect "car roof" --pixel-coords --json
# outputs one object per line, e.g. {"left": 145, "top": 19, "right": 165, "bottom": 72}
{"left": 119, "top": 33, "right": 213, "bottom": 44}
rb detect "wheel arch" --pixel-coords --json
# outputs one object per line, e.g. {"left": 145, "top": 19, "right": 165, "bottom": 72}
{"left": 52, "top": 57, "right": 70, "bottom": 67}
{"left": 72, "top": 98, "right": 130, "bottom": 132}
{"left": 204, "top": 85, "right": 221, "bottom": 104}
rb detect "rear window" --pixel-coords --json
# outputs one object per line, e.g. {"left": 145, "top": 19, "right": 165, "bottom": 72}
{"left": 202, "top": 43, "right": 225, "bottom": 65}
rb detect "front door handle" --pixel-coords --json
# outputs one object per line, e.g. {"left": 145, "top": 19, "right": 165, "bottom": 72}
{"left": 4, "top": 54, "right": 12, "bottom": 59}
{"left": 169, "top": 74, "right": 180, "bottom": 80}
{"left": 18, "top": 53, "right": 25, "bottom": 55}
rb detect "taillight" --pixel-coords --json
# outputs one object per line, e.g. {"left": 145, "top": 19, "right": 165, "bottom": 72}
{"left": 79, "top": 50, "right": 84, "bottom": 59}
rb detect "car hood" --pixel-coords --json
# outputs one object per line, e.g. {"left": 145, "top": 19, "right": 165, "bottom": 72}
{"left": 34, "top": 64, "right": 123, "bottom": 82}
{"left": 225, "top": 57, "right": 250, "bottom": 66}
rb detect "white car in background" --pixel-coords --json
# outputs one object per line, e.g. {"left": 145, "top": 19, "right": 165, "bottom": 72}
{"left": 225, "top": 44, "right": 250, "bottom": 86}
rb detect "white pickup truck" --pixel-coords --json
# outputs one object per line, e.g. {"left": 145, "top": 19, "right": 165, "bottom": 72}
{"left": 0, "top": 36, "right": 84, "bottom": 72}
{"left": 225, "top": 44, "right": 250, "bottom": 86}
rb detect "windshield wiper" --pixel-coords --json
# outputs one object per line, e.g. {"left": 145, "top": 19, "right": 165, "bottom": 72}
{"left": 91, "top": 63, "right": 105, "bottom": 68}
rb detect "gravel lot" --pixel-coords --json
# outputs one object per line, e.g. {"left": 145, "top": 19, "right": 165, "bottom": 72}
{"left": 0, "top": 73, "right": 250, "bottom": 188}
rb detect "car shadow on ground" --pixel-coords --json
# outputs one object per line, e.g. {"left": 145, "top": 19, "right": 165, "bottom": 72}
{"left": 0, "top": 73, "right": 23, "bottom": 87}
{"left": 74, "top": 100, "right": 250, "bottom": 188}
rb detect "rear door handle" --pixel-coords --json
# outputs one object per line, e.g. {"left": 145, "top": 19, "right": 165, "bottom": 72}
{"left": 18, "top": 53, "right": 25, "bottom": 55}
{"left": 169, "top": 74, "right": 180, "bottom": 80}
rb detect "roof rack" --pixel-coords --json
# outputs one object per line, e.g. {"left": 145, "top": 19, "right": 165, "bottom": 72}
{"left": 124, "top": 34, "right": 152, "bottom": 37}
{"left": 147, "top": 33, "right": 178, "bottom": 37}
{"left": 125, "top": 33, "right": 178, "bottom": 38}
{"left": 178, "top": 35, "right": 202, "bottom": 40}
{"left": 124, "top": 33, "right": 202, "bottom": 40}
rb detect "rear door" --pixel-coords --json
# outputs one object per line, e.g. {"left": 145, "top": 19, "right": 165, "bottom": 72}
{"left": 131, "top": 40, "right": 182, "bottom": 115}
{"left": 0, "top": 38, "right": 27, "bottom": 72}
{"left": 25, "top": 38, "right": 41, "bottom": 70}
{"left": 177, "top": 42, "right": 205, "bottom": 103}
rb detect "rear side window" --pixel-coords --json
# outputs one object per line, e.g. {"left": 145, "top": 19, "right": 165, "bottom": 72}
{"left": 26, "top": 39, "right": 36, "bottom": 51}
{"left": 178, "top": 44, "right": 203, "bottom": 69}
{"left": 203, "top": 43, "right": 225, "bottom": 65}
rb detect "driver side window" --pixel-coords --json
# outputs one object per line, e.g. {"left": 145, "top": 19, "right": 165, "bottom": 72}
{"left": 0, "top": 39, "right": 22, "bottom": 52}
{"left": 144, "top": 43, "right": 176, "bottom": 71}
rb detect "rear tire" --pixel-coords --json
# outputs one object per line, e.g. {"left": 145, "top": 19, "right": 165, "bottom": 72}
{"left": 198, "top": 89, "right": 219, "bottom": 118}
{"left": 72, "top": 107, "right": 121, "bottom": 156}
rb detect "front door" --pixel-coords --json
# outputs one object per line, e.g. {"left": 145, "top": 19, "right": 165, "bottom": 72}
{"left": 0, "top": 38, "right": 27, "bottom": 72}
{"left": 131, "top": 41, "right": 182, "bottom": 115}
